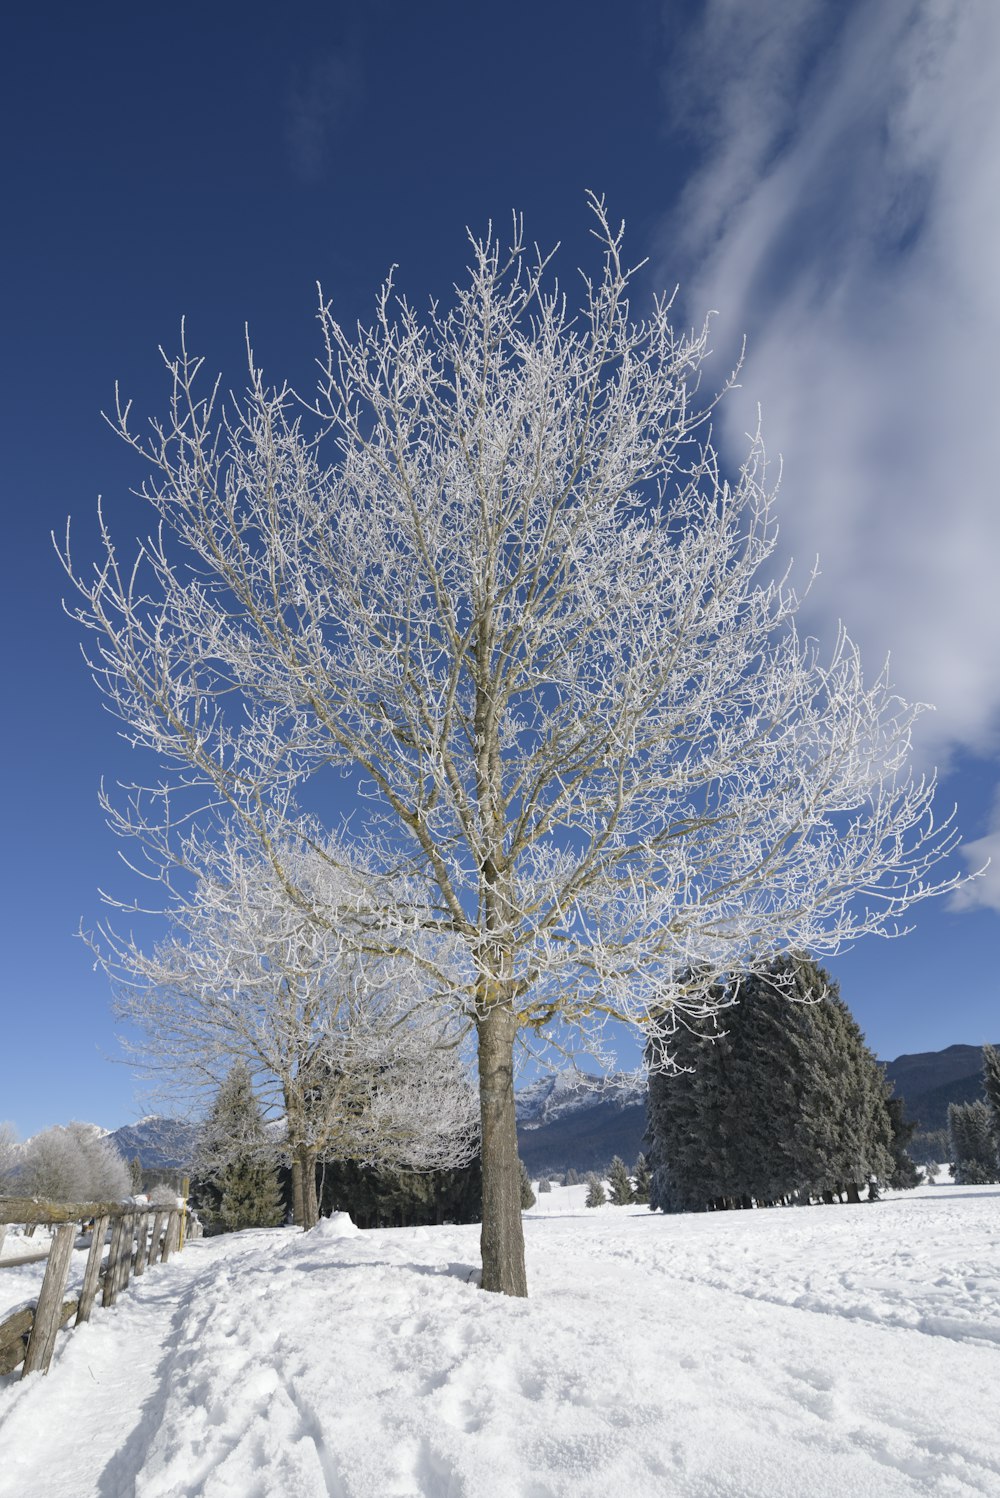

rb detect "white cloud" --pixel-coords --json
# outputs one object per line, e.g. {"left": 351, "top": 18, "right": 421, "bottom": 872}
{"left": 658, "top": 1, "right": 1000, "bottom": 777}
{"left": 285, "top": 51, "right": 361, "bottom": 182}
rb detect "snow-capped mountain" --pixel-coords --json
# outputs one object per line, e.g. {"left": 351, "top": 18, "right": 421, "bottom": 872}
{"left": 109, "top": 1116, "right": 199, "bottom": 1171}
{"left": 515, "top": 1070, "right": 645, "bottom": 1129}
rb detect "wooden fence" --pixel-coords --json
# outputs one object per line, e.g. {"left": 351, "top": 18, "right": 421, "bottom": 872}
{"left": 0, "top": 1197, "right": 187, "bottom": 1378}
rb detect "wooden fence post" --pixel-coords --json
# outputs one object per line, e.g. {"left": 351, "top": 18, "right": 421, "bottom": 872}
{"left": 117, "top": 1214, "right": 135, "bottom": 1293}
{"left": 102, "top": 1215, "right": 126, "bottom": 1308}
{"left": 21, "top": 1223, "right": 76, "bottom": 1377}
{"left": 76, "top": 1214, "right": 110, "bottom": 1325}
{"left": 150, "top": 1210, "right": 166, "bottom": 1265}
{"left": 133, "top": 1212, "right": 150, "bottom": 1277}
{"left": 161, "top": 1210, "right": 179, "bottom": 1262}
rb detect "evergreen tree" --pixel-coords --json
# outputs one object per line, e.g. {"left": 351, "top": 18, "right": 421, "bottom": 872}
{"left": 564, "top": 1168, "right": 580, "bottom": 1186}
{"left": 129, "top": 1155, "right": 144, "bottom": 1194}
{"left": 646, "top": 957, "right": 894, "bottom": 1213}
{"left": 607, "top": 1156, "right": 634, "bottom": 1205}
{"left": 519, "top": 1159, "right": 536, "bottom": 1210}
{"left": 584, "top": 1173, "right": 606, "bottom": 1207}
{"left": 982, "top": 1044, "right": 1000, "bottom": 1144}
{"left": 537, "top": 1177, "right": 552, "bottom": 1193}
{"left": 198, "top": 1063, "right": 284, "bottom": 1231}
{"left": 631, "top": 1154, "right": 651, "bottom": 1205}
{"left": 884, "top": 1096, "right": 921, "bottom": 1189}
{"left": 948, "top": 1100, "right": 1000, "bottom": 1184}
{"left": 646, "top": 984, "right": 734, "bottom": 1213}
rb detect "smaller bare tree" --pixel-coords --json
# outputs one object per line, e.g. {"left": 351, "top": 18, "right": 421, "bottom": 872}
{"left": 99, "top": 825, "right": 478, "bottom": 1226}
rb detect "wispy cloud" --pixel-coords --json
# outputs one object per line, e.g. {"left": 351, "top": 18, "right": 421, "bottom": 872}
{"left": 285, "top": 50, "right": 362, "bottom": 183}
{"left": 658, "top": 0, "right": 1000, "bottom": 908}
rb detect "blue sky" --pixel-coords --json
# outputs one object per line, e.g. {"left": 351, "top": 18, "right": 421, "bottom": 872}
{"left": 2, "top": 1, "right": 998, "bottom": 1138}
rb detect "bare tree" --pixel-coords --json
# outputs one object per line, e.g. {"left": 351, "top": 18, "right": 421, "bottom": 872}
{"left": 0, "top": 1122, "right": 20, "bottom": 1192}
{"left": 63, "top": 197, "right": 961, "bottom": 1294}
{"left": 100, "top": 827, "right": 478, "bottom": 1227}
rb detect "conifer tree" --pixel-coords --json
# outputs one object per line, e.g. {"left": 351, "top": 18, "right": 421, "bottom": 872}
{"left": 948, "top": 1100, "right": 1000, "bottom": 1184}
{"left": 537, "top": 1177, "right": 552, "bottom": 1193}
{"left": 129, "top": 1154, "right": 144, "bottom": 1194}
{"left": 564, "top": 1168, "right": 580, "bottom": 1186}
{"left": 198, "top": 1062, "right": 284, "bottom": 1231}
{"left": 982, "top": 1044, "right": 1000, "bottom": 1144}
{"left": 585, "top": 1173, "right": 606, "bottom": 1207}
{"left": 519, "top": 1159, "right": 536, "bottom": 1210}
{"left": 884, "top": 1096, "right": 921, "bottom": 1189}
{"left": 646, "top": 957, "right": 893, "bottom": 1212}
{"left": 607, "top": 1156, "right": 635, "bottom": 1205}
{"left": 631, "top": 1153, "right": 652, "bottom": 1205}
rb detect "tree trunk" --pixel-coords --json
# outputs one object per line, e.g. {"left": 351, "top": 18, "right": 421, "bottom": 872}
{"left": 477, "top": 1005, "right": 527, "bottom": 1297}
{"left": 299, "top": 1146, "right": 319, "bottom": 1229}
{"left": 291, "top": 1154, "right": 304, "bottom": 1227}
{"left": 845, "top": 1182, "right": 861, "bottom": 1204}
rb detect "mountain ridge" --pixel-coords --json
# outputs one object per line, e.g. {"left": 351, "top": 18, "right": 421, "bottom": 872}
{"left": 99, "top": 1041, "right": 995, "bottom": 1175}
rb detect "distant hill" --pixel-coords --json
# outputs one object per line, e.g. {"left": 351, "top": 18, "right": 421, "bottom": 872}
{"left": 516, "top": 1074, "right": 646, "bottom": 1176}
{"left": 883, "top": 1044, "right": 997, "bottom": 1133}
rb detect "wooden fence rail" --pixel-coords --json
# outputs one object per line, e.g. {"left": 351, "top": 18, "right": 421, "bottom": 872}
{"left": 0, "top": 1196, "right": 187, "bottom": 1378}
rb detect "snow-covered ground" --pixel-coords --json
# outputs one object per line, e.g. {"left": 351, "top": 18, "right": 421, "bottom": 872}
{"left": 1, "top": 1183, "right": 998, "bottom": 1497}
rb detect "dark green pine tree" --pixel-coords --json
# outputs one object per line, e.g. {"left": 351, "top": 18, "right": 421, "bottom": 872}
{"left": 607, "top": 1156, "right": 634, "bottom": 1205}
{"left": 645, "top": 979, "right": 735, "bottom": 1214}
{"left": 199, "top": 1062, "right": 284, "bottom": 1231}
{"left": 982, "top": 1044, "right": 1000, "bottom": 1145}
{"left": 646, "top": 956, "right": 894, "bottom": 1212}
{"left": 631, "top": 1153, "right": 652, "bottom": 1205}
{"left": 884, "top": 1096, "right": 921, "bottom": 1189}
{"left": 584, "top": 1172, "right": 606, "bottom": 1207}
{"left": 948, "top": 1100, "right": 1000, "bottom": 1184}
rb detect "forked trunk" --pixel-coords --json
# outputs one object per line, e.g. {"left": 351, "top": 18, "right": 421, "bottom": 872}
{"left": 477, "top": 1004, "right": 527, "bottom": 1297}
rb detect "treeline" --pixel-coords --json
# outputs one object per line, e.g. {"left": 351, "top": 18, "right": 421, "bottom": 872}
{"left": 645, "top": 956, "right": 917, "bottom": 1213}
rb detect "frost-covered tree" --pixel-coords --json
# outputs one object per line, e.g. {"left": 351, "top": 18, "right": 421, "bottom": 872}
{"left": 21, "top": 1123, "right": 131, "bottom": 1202}
{"left": 102, "top": 828, "right": 479, "bottom": 1228}
{"left": 518, "top": 1159, "right": 536, "bottom": 1210}
{"left": 607, "top": 1156, "right": 634, "bottom": 1205}
{"left": 197, "top": 1062, "right": 284, "bottom": 1231}
{"left": 0, "top": 1122, "right": 19, "bottom": 1192}
{"left": 982, "top": 1044, "right": 1000, "bottom": 1144}
{"left": 537, "top": 1176, "right": 551, "bottom": 1193}
{"left": 585, "top": 1173, "right": 606, "bottom": 1208}
{"left": 63, "top": 200, "right": 961, "bottom": 1294}
{"left": 947, "top": 1100, "right": 999, "bottom": 1185}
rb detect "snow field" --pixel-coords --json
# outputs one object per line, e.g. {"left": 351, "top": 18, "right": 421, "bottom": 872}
{"left": 0, "top": 1185, "right": 998, "bottom": 1497}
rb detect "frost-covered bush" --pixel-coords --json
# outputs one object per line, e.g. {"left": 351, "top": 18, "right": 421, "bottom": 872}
{"left": 21, "top": 1123, "right": 131, "bottom": 1201}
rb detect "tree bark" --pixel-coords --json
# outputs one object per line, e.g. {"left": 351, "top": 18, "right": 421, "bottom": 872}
{"left": 291, "top": 1154, "right": 304, "bottom": 1228}
{"left": 477, "top": 1004, "right": 527, "bottom": 1297}
{"left": 298, "top": 1144, "right": 319, "bottom": 1228}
